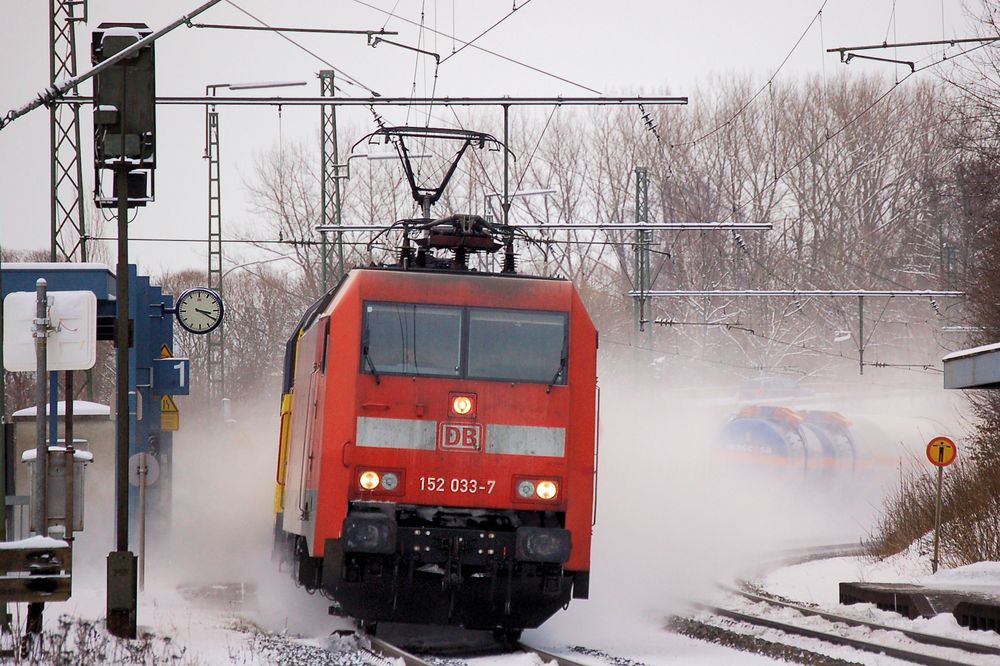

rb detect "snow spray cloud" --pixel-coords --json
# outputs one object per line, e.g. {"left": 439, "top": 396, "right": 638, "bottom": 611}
{"left": 160, "top": 392, "right": 339, "bottom": 636}
{"left": 532, "top": 351, "right": 964, "bottom": 648}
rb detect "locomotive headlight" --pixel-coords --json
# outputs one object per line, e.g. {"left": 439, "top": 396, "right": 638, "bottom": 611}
{"left": 381, "top": 472, "right": 399, "bottom": 491}
{"left": 450, "top": 394, "right": 475, "bottom": 416}
{"left": 359, "top": 470, "right": 380, "bottom": 490}
{"left": 536, "top": 480, "right": 558, "bottom": 500}
{"left": 517, "top": 480, "right": 536, "bottom": 498}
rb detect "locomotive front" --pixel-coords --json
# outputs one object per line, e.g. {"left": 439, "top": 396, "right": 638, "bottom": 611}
{"left": 275, "top": 267, "right": 598, "bottom": 636}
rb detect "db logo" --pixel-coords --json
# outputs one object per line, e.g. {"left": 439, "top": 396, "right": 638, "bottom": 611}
{"left": 439, "top": 423, "right": 482, "bottom": 451}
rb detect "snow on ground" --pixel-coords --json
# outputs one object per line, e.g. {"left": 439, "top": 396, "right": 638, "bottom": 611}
{"left": 12, "top": 566, "right": 360, "bottom": 664}
{"left": 0, "top": 376, "right": 967, "bottom": 663}
{"left": 756, "top": 545, "right": 1000, "bottom": 656}
{"left": 13, "top": 574, "right": 781, "bottom": 665}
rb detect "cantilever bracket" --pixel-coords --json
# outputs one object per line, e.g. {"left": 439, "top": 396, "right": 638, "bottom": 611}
{"left": 842, "top": 51, "right": 915, "bottom": 72}
{"left": 368, "top": 35, "right": 441, "bottom": 64}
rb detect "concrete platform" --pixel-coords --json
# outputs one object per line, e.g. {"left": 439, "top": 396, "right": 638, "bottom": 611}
{"left": 840, "top": 581, "right": 1000, "bottom": 631}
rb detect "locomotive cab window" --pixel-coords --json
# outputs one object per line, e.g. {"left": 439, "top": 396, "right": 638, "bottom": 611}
{"left": 362, "top": 301, "right": 568, "bottom": 385}
{"left": 467, "top": 309, "right": 568, "bottom": 384}
{"left": 363, "top": 303, "right": 462, "bottom": 377}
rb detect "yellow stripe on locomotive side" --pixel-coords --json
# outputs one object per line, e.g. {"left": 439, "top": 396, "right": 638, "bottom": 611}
{"left": 274, "top": 391, "right": 295, "bottom": 514}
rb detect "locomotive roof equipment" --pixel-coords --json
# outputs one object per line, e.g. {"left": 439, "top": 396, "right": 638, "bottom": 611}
{"left": 350, "top": 126, "right": 524, "bottom": 273}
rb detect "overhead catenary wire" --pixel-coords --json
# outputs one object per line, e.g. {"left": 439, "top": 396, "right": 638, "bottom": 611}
{"left": 60, "top": 95, "right": 686, "bottom": 106}
{"left": 709, "top": 36, "right": 1000, "bottom": 235}
{"left": 511, "top": 104, "right": 560, "bottom": 201}
{"left": 223, "top": 0, "right": 379, "bottom": 96}
{"left": 602, "top": 336, "right": 941, "bottom": 376}
{"left": 350, "top": 0, "right": 602, "bottom": 94}
{"left": 727, "top": 323, "right": 944, "bottom": 375}
{"left": 602, "top": 338, "right": 805, "bottom": 375}
{"left": 86, "top": 236, "right": 378, "bottom": 246}
{"left": 671, "top": 0, "right": 830, "bottom": 149}
{"left": 317, "top": 223, "right": 773, "bottom": 232}
{"left": 187, "top": 22, "right": 398, "bottom": 37}
{"left": 381, "top": 0, "right": 403, "bottom": 32}
{"left": 631, "top": 290, "right": 964, "bottom": 297}
{"left": 439, "top": 0, "right": 532, "bottom": 64}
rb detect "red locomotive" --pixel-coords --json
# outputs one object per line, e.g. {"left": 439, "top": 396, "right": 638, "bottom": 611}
{"left": 272, "top": 128, "right": 599, "bottom": 638}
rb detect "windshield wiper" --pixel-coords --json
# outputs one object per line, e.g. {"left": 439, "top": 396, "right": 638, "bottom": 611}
{"left": 362, "top": 328, "right": 381, "bottom": 385}
{"left": 546, "top": 349, "right": 568, "bottom": 394}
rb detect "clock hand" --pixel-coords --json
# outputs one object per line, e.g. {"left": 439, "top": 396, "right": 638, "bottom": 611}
{"left": 195, "top": 308, "right": 219, "bottom": 321}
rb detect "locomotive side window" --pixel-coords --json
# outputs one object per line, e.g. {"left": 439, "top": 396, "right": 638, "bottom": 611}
{"left": 467, "top": 309, "right": 568, "bottom": 384}
{"left": 363, "top": 303, "right": 462, "bottom": 377}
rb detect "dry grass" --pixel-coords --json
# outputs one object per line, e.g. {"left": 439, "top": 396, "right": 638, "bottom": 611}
{"left": 0, "top": 616, "right": 194, "bottom": 665}
{"left": 866, "top": 457, "right": 1000, "bottom": 567}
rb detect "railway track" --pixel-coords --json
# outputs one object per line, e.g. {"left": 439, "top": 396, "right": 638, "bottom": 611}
{"left": 361, "top": 632, "right": 596, "bottom": 666}
{"left": 681, "top": 544, "right": 1000, "bottom": 665}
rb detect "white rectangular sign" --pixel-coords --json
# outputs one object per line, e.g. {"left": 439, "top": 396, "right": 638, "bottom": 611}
{"left": 3, "top": 290, "right": 98, "bottom": 372}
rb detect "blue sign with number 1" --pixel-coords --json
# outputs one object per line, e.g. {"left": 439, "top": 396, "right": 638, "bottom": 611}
{"left": 152, "top": 357, "right": 191, "bottom": 396}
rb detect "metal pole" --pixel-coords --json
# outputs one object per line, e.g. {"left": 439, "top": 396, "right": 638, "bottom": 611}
{"left": 502, "top": 104, "right": 510, "bottom": 226}
{"left": 1, "top": 240, "right": 5, "bottom": 427}
{"left": 1, "top": 0, "right": 226, "bottom": 131}
{"left": 107, "top": 162, "right": 137, "bottom": 640}
{"left": 633, "top": 167, "right": 650, "bottom": 335}
{"left": 49, "top": 0, "right": 89, "bottom": 263}
{"left": 114, "top": 164, "right": 129, "bottom": 553}
{"left": 0, "top": 255, "right": 6, "bottom": 630}
{"left": 48, "top": 0, "right": 58, "bottom": 261}
{"left": 320, "top": 70, "right": 346, "bottom": 291}
{"left": 64, "top": 371, "right": 74, "bottom": 544}
{"left": 334, "top": 114, "right": 344, "bottom": 283}
{"left": 48, "top": 374, "right": 58, "bottom": 450}
{"left": 138, "top": 459, "right": 146, "bottom": 592}
{"left": 33, "top": 279, "right": 49, "bottom": 536}
{"left": 858, "top": 295, "right": 864, "bottom": 376}
{"left": 206, "top": 100, "right": 224, "bottom": 403}
{"left": 319, "top": 72, "right": 327, "bottom": 291}
{"left": 931, "top": 465, "right": 943, "bottom": 573}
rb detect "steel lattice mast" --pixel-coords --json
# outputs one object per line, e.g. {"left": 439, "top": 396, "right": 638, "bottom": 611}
{"left": 319, "top": 70, "right": 344, "bottom": 292}
{"left": 633, "top": 167, "right": 651, "bottom": 335}
{"left": 205, "top": 100, "right": 224, "bottom": 400}
{"left": 49, "top": 0, "right": 88, "bottom": 262}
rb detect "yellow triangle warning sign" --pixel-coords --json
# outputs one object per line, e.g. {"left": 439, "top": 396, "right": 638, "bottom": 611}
{"left": 161, "top": 395, "right": 180, "bottom": 431}
{"left": 160, "top": 344, "right": 172, "bottom": 358}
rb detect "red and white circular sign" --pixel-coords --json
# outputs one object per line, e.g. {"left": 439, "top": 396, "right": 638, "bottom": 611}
{"left": 926, "top": 436, "right": 957, "bottom": 468}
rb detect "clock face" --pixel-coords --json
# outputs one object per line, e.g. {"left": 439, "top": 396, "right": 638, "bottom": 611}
{"left": 176, "top": 288, "right": 224, "bottom": 334}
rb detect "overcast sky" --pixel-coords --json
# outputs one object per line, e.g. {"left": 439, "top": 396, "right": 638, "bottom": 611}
{"left": 0, "top": 0, "right": 980, "bottom": 274}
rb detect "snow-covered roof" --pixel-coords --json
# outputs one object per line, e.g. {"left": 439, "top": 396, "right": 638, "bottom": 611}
{"left": 21, "top": 448, "right": 94, "bottom": 463}
{"left": 1, "top": 262, "right": 113, "bottom": 274}
{"left": 943, "top": 341, "right": 1000, "bottom": 389}
{"left": 100, "top": 26, "right": 145, "bottom": 40}
{"left": 942, "top": 341, "right": 1000, "bottom": 361}
{"left": 12, "top": 400, "right": 110, "bottom": 418}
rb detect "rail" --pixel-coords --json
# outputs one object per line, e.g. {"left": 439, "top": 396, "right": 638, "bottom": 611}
{"left": 684, "top": 543, "right": 999, "bottom": 666}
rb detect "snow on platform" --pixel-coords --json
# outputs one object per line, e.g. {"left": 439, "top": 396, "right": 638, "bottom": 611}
{"left": 0, "top": 535, "right": 68, "bottom": 550}
{"left": 12, "top": 400, "right": 110, "bottom": 417}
